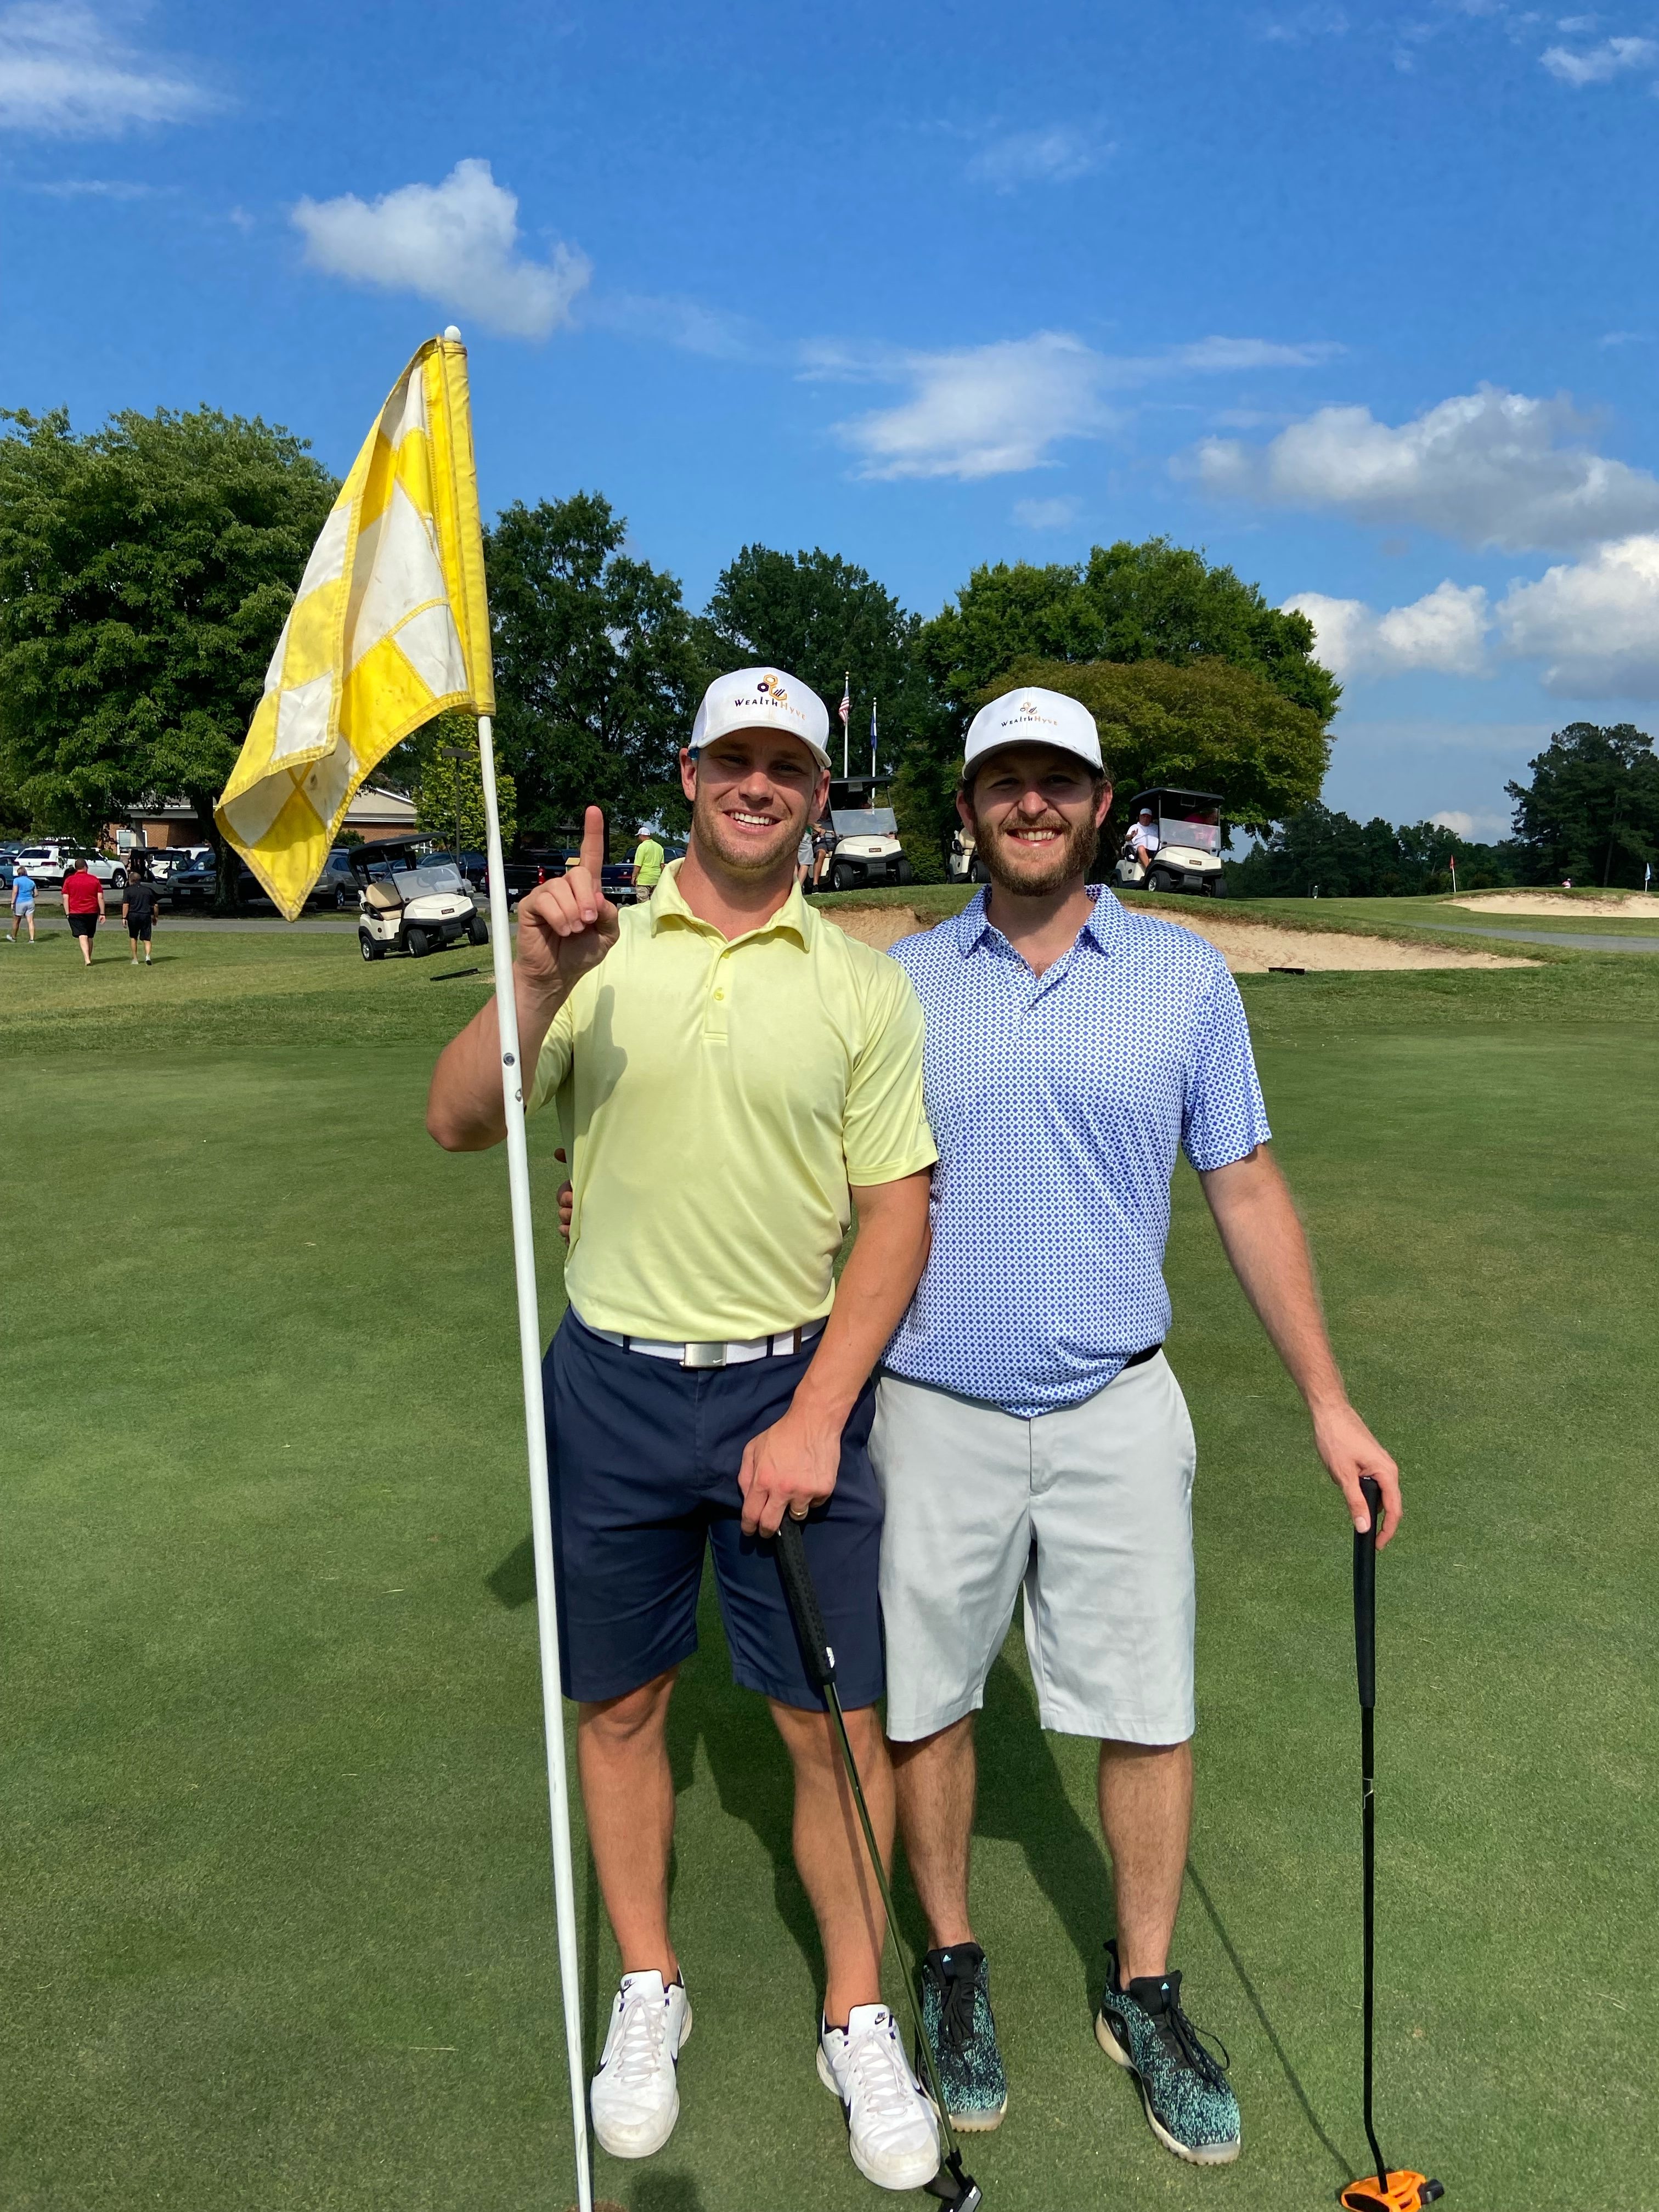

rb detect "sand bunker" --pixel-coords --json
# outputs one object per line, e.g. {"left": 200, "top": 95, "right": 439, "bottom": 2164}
{"left": 1449, "top": 891, "right": 1659, "bottom": 919}
{"left": 823, "top": 904, "right": 1533, "bottom": 972}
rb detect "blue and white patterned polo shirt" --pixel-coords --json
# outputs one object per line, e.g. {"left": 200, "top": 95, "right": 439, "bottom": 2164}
{"left": 884, "top": 886, "right": 1271, "bottom": 1418}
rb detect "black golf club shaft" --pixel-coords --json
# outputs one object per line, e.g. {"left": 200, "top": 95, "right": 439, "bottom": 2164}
{"left": 1353, "top": 1473, "right": 1389, "bottom": 2192}
{"left": 775, "top": 1514, "right": 980, "bottom": 2211}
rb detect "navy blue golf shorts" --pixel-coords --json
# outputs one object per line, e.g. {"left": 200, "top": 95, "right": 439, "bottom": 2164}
{"left": 543, "top": 1311, "right": 885, "bottom": 1712}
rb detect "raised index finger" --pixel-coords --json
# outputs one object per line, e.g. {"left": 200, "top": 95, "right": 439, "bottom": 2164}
{"left": 578, "top": 805, "right": 606, "bottom": 879}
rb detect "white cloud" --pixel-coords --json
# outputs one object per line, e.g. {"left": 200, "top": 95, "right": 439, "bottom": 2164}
{"left": 968, "top": 124, "right": 1111, "bottom": 189}
{"left": 29, "top": 173, "right": 157, "bottom": 195}
{"left": 1497, "top": 533, "right": 1659, "bottom": 693}
{"left": 1540, "top": 33, "right": 1658, "bottom": 81}
{"left": 1173, "top": 335, "right": 1343, "bottom": 371}
{"left": 1014, "top": 495, "right": 1081, "bottom": 529}
{"left": 0, "top": 1, "right": 219, "bottom": 134}
{"left": 831, "top": 332, "right": 1116, "bottom": 479}
{"left": 1259, "top": 6, "right": 1350, "bottom": 41}
{"left": 823, "top": 326, "right": 1342, "bottom": 482}
{"left": 583, "top": 291, "right": 756, "bottom": 361}
{"left": 1431, "top": 808, "right": 1511, "bottom": 838}
{"left": 293, "top": 159, "right": 589, "bottom": 342}
{"left": 1189, "top": 384, "right": 1659, "bottom": 550}
{"left": 1284, "top": 581, "right": 1492, "bottom": 679}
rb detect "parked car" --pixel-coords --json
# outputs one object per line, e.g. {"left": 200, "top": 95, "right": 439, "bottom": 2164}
{"left": 14, "top": 841, "right": 130, "bottom": 890}
{"left": 139, "top": 845, "right": 212, "bottom": 881}
{"left": 312, "top": 847, "right": 361, "bottom": 910}
{"left": 158, "top": 853, "right": 217, "bottom": 908}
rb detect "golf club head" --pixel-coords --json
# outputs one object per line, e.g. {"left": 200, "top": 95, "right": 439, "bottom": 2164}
{"left": 1338, "top": 2173, "right": 1443, "bottom": 2212}
{"left": 924, "top": 2150, "right": 982, "bottom": 2210}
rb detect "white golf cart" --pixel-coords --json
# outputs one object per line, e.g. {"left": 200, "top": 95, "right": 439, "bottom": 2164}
{"left": 1113, "top": 788, "right": 1227, "bottom": 898}
{"left": 353, "top": 838, "right": 489, "bottom": 960}
{"left": 819, "top": 776, "right": 915, "bottom": 893}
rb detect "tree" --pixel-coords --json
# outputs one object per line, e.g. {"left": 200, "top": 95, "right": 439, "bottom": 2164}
{"left": 698, "top": 544, "right": 952, "bottom": 879}
{"left": 996, "top": 655, "right": 1330, "bottom": 838}
{"left": 1226, "top": 806, "right": 1527, "bottom": 897}
{"left": 917, "top": 538, "right": 1340, "bottom": 723}
{"left": 0, "top": 406, "right": 338, "bottom": 904}
{"left": 1506, "top": 722, "right": 1659, "bottom": 887}
{"left": 486, "top": 493, "right": 706, "bottom": 844}
{"left": 414, "top": 711, "right": 516, "bottom": 850}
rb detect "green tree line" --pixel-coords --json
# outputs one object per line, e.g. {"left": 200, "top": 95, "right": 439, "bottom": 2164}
{"left": 9, "top": 400, "right": 1634, "bottom": 904}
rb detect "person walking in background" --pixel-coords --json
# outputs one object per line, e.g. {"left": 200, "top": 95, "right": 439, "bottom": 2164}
{"left": 796, "top": 821, "right": 815, "bottom": 891}
{"left": 631, "top": 824, "right": 666, "bottom": 901}
{"left": 123, "top": 867, "right": 159, "bottom": 965}
{"left": 9, "top": 861, "right": 37, "bottom": 943}
{"left": 61, "top": 859, "right": 104, "bottom": 965}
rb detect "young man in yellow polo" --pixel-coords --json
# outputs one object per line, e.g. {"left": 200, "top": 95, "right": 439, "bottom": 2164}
{"left": 427, "top": 668, "right": 942, "bottom": 2192}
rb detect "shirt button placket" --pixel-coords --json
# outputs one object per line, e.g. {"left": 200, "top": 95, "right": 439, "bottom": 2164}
{"left": 704, "top": 949, "right": 730, "bottom": 1041}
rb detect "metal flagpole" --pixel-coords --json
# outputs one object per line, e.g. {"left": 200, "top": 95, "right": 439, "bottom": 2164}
{"left": 476, "top": 710, "right": 592, "bottom": 2212}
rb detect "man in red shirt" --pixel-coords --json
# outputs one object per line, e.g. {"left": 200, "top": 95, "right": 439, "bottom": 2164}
{"left": 61, "top": 860, "right": 105, "bottom": 964}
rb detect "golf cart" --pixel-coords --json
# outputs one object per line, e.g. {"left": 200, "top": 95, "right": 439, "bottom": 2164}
{"left": 1113, "top": 788, "right": 1227, "bottom": 897}
{"left": 820, "top": 776, "right": 914, "bottom": 893}
{"left": 352, "top": 836, "right": 488, "bottom": 960}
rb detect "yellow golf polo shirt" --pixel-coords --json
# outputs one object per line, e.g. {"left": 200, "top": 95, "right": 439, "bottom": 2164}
{"left": 527, "top": 861, "right": 935, "bottom": 1341}
{"left": 635, "top": 837, "right": 665, "bottom": 887}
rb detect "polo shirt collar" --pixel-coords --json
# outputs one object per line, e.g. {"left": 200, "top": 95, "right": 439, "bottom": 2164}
{"left": 953, "top": 882, "right": 1124, "bottom": 961}
{"left": 648, "top": 858, "right": 811, "bottom": 949}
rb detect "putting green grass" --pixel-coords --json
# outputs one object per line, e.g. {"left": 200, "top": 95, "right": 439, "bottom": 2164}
{"left": 4, "top": 928, "right": 1655, "bottom": 2211}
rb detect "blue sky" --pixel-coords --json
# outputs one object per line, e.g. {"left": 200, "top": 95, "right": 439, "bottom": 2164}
{"left": 9, "top": 0, "right": 1659, "bottom": 833}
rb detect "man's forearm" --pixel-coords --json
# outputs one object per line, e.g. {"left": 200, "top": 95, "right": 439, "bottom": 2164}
{"left": 788, "top": 1176, "right": 932, "bottom": 1433}
{"left": 427, "top": 968, "right": 565, "bottom": 1151}
{"left": 1200, "top": 1149, "right": 1346, "bottom": 1412}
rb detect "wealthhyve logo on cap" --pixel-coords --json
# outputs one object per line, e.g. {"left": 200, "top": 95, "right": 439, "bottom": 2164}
{"left": 1002, "top": 696, "right": 1059, "bottom": 727}
{"left": 733, "top": 672, "right": 808, "bottom": 724}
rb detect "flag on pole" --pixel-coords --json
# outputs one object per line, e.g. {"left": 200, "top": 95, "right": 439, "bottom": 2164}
{"left": 839, "top": 673, "right": 851, "bottom": 729}
{"left": 216, "top": 335, "right": 495, "bottom": 920}
{"left": 870, "top": 696, "right": 879, "bottom": 777}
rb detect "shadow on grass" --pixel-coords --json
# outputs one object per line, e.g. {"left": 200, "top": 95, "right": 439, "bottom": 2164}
{"left": 968, "top": 1652, "right": 1116, "bottom": 2015}
{"left": 1185, "top": 1857, "right": 1352, "bottom": 2180}
{"left": 628, "top": 2176, "right": 707, "bottom": 2211}
{"left": 487, "top": 1534, "right": 537, "bottom": 1608}
{"left": 667, "top": 1577, "right": 825, "bottom": 2001}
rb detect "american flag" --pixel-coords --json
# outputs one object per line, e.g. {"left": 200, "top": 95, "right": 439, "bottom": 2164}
{"left": 839, "top": 674, "right": 850, "bottom": 727}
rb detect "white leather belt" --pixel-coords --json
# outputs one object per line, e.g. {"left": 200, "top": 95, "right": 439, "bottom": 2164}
{"left": 580, "top": 1316, "right": 826, "bottom": 1369}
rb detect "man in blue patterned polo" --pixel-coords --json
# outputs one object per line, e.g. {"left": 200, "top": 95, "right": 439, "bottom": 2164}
{"left": 874, "top": 685, "right": 1404, "bottom": 2166}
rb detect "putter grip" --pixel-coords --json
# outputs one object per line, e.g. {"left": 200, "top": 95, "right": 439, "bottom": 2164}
{"left": 775, "top": 1515, "right": 837, "bottom": 1690}
{"left": 1352, "top": 1474, "right": 1381, "bottom": 1711}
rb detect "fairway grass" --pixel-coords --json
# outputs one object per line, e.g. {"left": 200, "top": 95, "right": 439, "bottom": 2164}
{"left": 4, "top": 929, "right": 1655, "bottom": 2210}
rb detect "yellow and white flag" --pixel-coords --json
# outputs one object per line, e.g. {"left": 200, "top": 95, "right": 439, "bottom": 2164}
{"left": 216, "top": 334, "right": 494, "bottom": 920}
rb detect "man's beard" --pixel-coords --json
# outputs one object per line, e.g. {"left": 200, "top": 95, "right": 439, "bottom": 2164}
{"left": 970, "top": 805, "right": 1099, "bottom": 896}
{"left": 692, "top": 786, "right": 804, "bottom": 877}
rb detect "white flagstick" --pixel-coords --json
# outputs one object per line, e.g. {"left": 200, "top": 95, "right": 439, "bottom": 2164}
{"left": 476, "top": 712, "right": 592, "bottom": 2212}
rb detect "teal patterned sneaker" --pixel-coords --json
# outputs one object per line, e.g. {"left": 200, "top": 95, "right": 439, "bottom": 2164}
{"left": 1095, "top": 1940, "right": 1240, "bottom": 2165}
{"left": 919, "top": 1942, "right": 1008, "bottom": 2131}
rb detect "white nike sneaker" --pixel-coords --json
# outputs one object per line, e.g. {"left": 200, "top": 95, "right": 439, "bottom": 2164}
{"left": 589, "top": 1970, "right": 692, "bottom": 2159}
{"left": 817, "top": 2003, "right": 941, "bottom": 2192}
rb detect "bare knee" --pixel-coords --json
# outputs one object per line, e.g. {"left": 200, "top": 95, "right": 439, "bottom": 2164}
{"left": 771, "top": 1698, "right": 884, "bottom": 1778}
{"left": 579, "top": 1669, "right": 676, "bottom": 1752}
{"left": 890, "top": 1712, "right": 974, "bottom": 1770}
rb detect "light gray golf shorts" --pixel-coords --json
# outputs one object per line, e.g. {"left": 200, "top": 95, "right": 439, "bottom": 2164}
{"left": 872, "top": 1353, "right": 1197, "bottom": 1746}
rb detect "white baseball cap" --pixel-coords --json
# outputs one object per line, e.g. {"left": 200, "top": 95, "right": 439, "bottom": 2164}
{"left": 690, "top": 667, "right": 831, "bottom": 771}
{"left": 963, "top": 685, "right": 1104, "bottom": 777}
